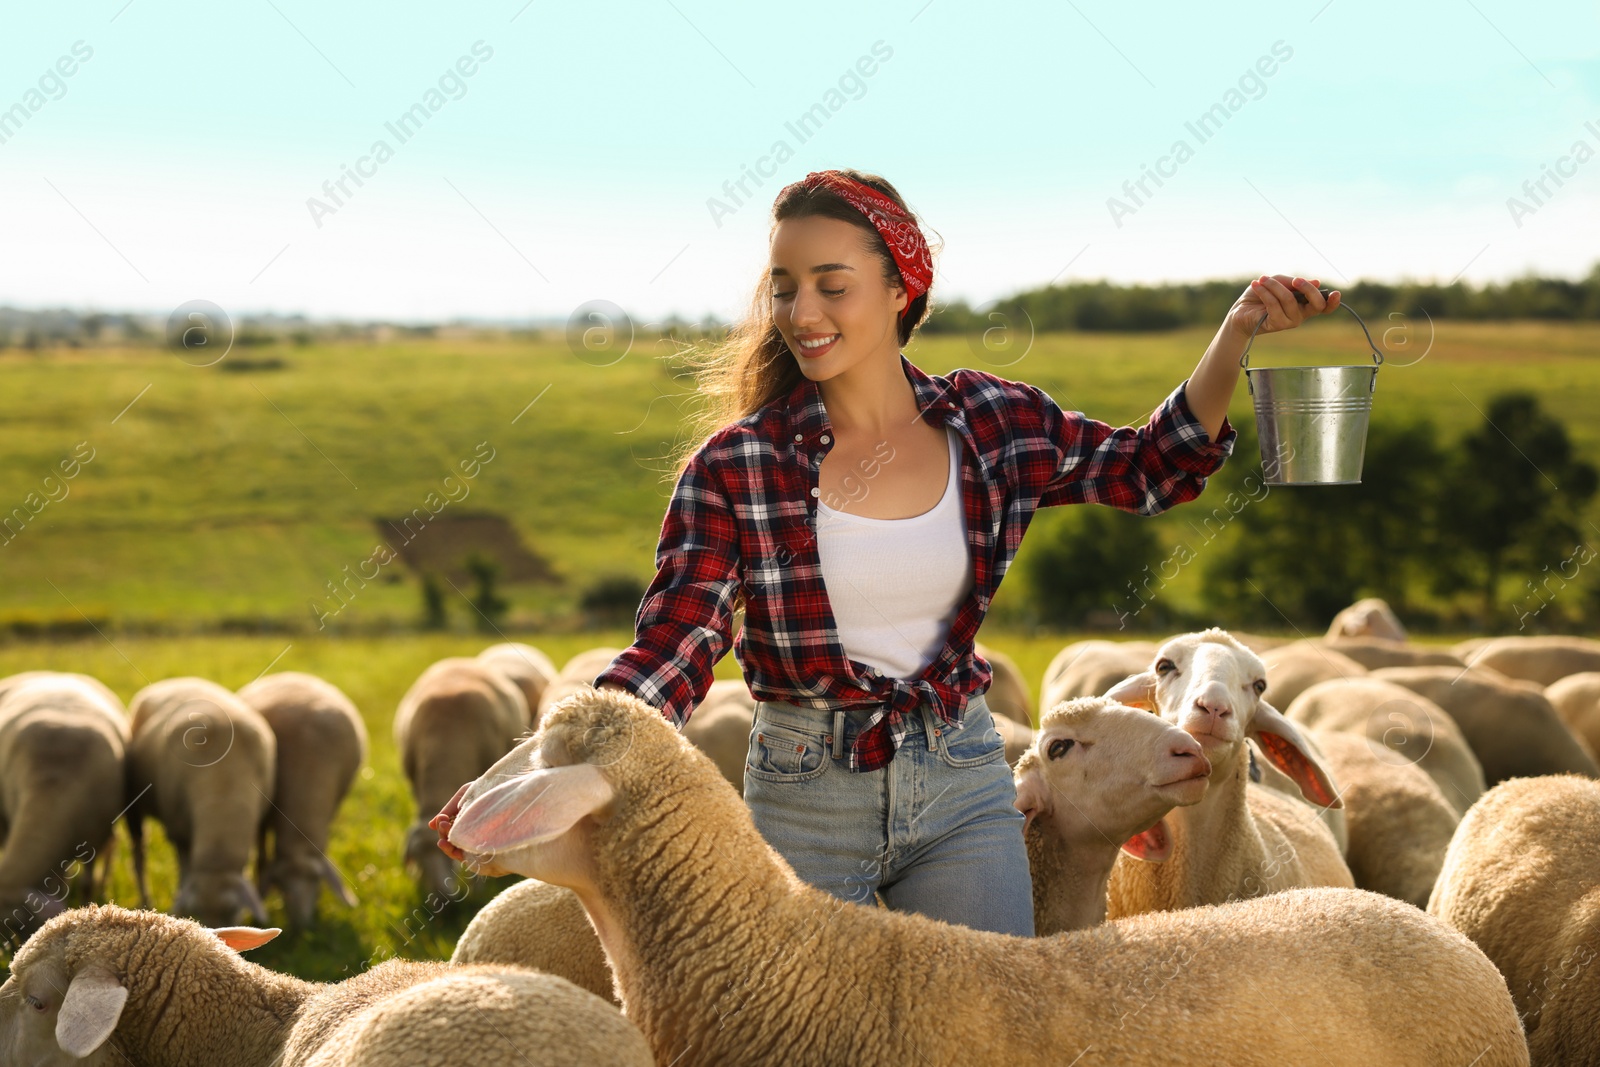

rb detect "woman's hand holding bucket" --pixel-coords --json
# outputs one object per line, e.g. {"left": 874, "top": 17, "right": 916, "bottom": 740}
{"left": 1226, "top": 275, "right": 1341, "bottom": 340}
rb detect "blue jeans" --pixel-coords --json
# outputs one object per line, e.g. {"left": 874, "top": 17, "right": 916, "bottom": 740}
{"left": 742, "top": 689, "right": 1035, "bottom": 937}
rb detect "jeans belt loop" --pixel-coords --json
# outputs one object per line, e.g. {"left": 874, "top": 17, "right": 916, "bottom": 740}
{"left": 924, "top": 700, "right": 938, "bottom": 752}
{"left": 831, "top": 709, "right": 845, "bottom": 760}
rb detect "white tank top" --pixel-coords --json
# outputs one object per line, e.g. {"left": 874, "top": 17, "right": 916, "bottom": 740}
{"left": 816, "top": 425, "right": 974, "bottom": 681}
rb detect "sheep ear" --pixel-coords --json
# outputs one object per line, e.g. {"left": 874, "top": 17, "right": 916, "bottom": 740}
{"left": 1012, "top": 767, "right": 1049, "bottom": 836}
{"left": 1249, "top": 701, "right": 1342, "bottom": 809}
{"left": 449, "top": 763, "right": 615, "bottom": 854}
{"left": 56, "top": 968, "right": 128, "bottom": 1057}
{"left": 1104, "top": 672, "right": 1158, "bottom": 711}
{"left": 1120, "top": 818, "right": 1173, "bottom": 862}
{"left": 211, "top": 926, "right": 281, "bottom": 952}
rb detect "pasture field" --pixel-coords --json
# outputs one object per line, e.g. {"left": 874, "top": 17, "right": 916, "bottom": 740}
{"left": 0, "top": 626, "right": 1474, "bottom": 980}
{"left": 1, "top": 322, "right": 1597, "bottom": 634}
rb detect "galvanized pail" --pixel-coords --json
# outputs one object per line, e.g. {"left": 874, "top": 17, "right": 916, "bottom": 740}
{"left": 1240, "top": 292, "right": 1384, "bottom": 486}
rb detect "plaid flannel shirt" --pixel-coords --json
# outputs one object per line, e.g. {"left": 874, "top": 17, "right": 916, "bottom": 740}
{"left": 595, "top": 352, "right": 1237, "bottom": 771}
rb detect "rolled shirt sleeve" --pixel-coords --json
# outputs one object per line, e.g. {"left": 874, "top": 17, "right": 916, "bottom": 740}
{"left": 593, "top": 447, "right": 742, "bottom": 728}
{"left": 1032, "top": 376, "right": 1238, "bottom": 516}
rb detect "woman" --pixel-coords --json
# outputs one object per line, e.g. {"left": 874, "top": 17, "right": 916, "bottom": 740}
{"left": 546, "top": 169, "right": 1335, "bottom": 936}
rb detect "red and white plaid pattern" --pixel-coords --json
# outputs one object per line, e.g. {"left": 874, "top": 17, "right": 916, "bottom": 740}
{"left": 596, "top": 353, "right": 1236, "bottom": 772}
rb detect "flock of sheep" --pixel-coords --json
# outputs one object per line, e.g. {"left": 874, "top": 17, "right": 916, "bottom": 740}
{"left": 0, "top": 601, "right": 1597, "bottom": 1063}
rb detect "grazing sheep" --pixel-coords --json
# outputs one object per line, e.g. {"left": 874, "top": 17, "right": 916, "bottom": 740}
{"left": 1546, "top": 672, "right": 1600, "bottom": 761}
{"left": 476, "top": 642, "right": 557, "bottom": 729}
{"left": 975, "top": 641, "right": 1033, "bottom": 726}
{"left": 393, "top": 658, "right": 528, "bottom": 900}
{"left": 1012, "top": 697, "right": 1211, "bottom": 934}
{"left": 1429, "top": 774, "right": 1600, "bottom": 1065}
{"left": 1258, "top": 639, "right": 1367, "bottom": 709}
{"left": 1317, "top": 636, "right": 1465, "bottom": 671}
{"left": 1228, "top": 631, "right": 1291, "bottom": 654}
{"left": 451, "top": 877, "right": 617, "bottom": 1004}
{"left": 127, "top": 678, "right": 275, "bottom": 928}
{"left": 1098, "top": 629, "right": 1353, "bottom": 919}
{"left": 299, "top": 968, "right": 652, "bottom": 1067}
{"left": 1372, "top": 665, "right": 1599, "bottom": 784}
{"left": 1285, "top": 676, "right": 1487, "bottom": 817}
{"left": 1307, "top": 728, "right": 1458, "bottom": 909}
{"left": 235, "top": 672, "right": 368, "bottom": 928}
{"left": 0, "top": 903, "right": 562, "bottom": 1067}
{"left": 0, "top": 671, "right": 124, "bottom": 715}
{"left": 1325, "top": 596, "right": 1408, "bottom": 641}
{"left": 1462, "top": 635, "right": 1600, "bottom": 687}
{"left": 680, "top": 698, "right": 753, "bottom": 791}
{"left": 1039, "top": 639, "right": 1156, "bottom": 711}
{"left": 437, "top": 686, "right": 1529, "bottom": 1067}
{"left": 0, "top": 676, "right": 128, "bottom": 943}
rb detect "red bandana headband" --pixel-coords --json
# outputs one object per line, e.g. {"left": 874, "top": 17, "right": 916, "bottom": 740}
{"left": 778, "top": 170, "right": 933, "bottom": 319}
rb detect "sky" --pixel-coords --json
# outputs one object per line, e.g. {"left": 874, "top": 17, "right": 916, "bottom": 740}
{"left": 2, "top": 0, "right": 1598, "bottom": 325}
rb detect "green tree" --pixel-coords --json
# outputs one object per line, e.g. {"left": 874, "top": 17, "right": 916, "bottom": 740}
{"left": 464, "top": 551, "right": 510, "bottom": 633}
{"left": 1022, "top": 505, "right": 1165, "bottom": 629}
{"left": 419, "top": 572, "right": 447, "bottom": 631}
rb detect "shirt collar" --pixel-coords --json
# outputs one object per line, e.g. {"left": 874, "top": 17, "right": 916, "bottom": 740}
{"left": 783, "top": 352, "right": 961, "bottom": 442}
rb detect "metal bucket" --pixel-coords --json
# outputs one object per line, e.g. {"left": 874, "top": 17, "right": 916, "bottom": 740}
{"left": 1240, "top": 292, "right": 1384, "bottom": 486}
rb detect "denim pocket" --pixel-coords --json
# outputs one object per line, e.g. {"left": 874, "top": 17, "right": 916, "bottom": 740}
{"left": 745, "top": 718, "right": 829, "bottom": 782}
{"left": 936, "top": 702, "right": 1006, "bottom": 769}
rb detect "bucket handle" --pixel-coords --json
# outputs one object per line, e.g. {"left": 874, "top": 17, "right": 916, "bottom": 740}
{"left": 1239, "top": 288, "right": 1385, "bottom": 369}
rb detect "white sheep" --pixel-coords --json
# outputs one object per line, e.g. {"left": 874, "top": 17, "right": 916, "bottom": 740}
{"left": 451, "top": 877, "right": 618, "bottom": 1003}
{"left": 393, "top": 657, "right": 529, "bottom": 900}
{"left": 1285, "top": 676, "right": 1487, "bottom": 817}
{"left": 548, "top": 646, "right": 626, "bottom": 722}
{"left": 0, "top": 670, "right": 124, "bottom": 715}
{"left": 298, "top": 968, "right": 652, "bottom": 1067}
{"left": 436, "top": 686, "right": 1529, "bottom": 1066}
{"left": 1317, "top": 636, "right": 1465, "bottom": 671}
{"left": 0, "top": 675, "right": 128, "bottom": 942}
{"left": 127, "top": 677, "right": 276, "bottom": 927}
{"left": 235, "top": 671, "right": 368, "bottom": 928}
{"left": 0, "top": 902, "right": 579, "bottom": 1066}
{"left": 1258, "top": 639, "right": 1367, "bottom": 709}
{"left": 1545, "top": 671, "right": 1600, "bottom": 761}
{"left": 1372, "top": 665, "right": 1599, "bottom": 784}
{"left": 1039, "top": 638, "right": 1157, "bottom": 711}
{"left": 1325, "top": 596, "right": 1408, "bottom": 641}
{"left": 680, "top": 697, "right": 753, "bottom": 790}
{"left": 1306, "top": 728, "right": 1458, "bottom": 909}
{"left": 1098, "top": 629, "right": 1353, "bottom": 918}
{"left": 476, "top": 641, "right": 559, "bottom": 728}
{"left": 1462, "top": 634, "right": 1600, "bottom": 687}
{"left": 1012, "top": 696, "right": 1211, "bottom": 933}
{"left": 1428, "top": 773, "right": 1600, "bottom": 1065}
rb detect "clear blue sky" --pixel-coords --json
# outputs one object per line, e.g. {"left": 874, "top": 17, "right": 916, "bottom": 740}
{"left": 2, "top": 0, "right": 1597, "bottom": 323}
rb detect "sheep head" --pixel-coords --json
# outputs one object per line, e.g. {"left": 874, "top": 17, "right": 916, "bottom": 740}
{"left": 1103, "top": 627, "right": 1340, "bottom": 809}
{"left": 1013, "top": 696, "right": 1211, "bottom": 861}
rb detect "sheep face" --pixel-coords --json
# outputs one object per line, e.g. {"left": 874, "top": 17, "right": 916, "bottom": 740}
{"left": 1106, "top": 628, "right": 1340, "bottom": 809}
{"left": 174, "top": 870, "right": 268, "bottom": 929}
{"left": 1013, "top": 697, "right": 1211, "bottom": 860}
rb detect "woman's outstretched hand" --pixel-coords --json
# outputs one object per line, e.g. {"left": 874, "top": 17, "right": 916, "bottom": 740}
{"left": 1225, "top": 274, "right": 1341, "bottom": 341}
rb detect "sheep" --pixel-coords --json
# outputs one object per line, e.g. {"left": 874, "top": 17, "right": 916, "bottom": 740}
{"left": 451, "top": 877, "right": 618, "bottom": 1004}
{"left": 0, "top": 902, "right": 571, "bottom": 1067}
{"left": 975, "top": 640, "right": 1033, "bottom": 725}
{"left": 0, "top": 675, "right": 128, "bottom": 943}
{"left": 1285, "top": 676, "right": 1487, "bottom": 817}
{"left": 298, "top": 968, "right": 653, "bottom": 1067}
{"left": 1012, "top": 696, "right": 1211, "bottom": 933}
{"left": 436, "top": 686, "right": 1530, "bottom": 1067}
{"left": 1258, "top": 639, "right": 1367, "bottom": 709}
{"left": 1247, "top": 723, "right": 1349, "bottom": 854}
{"left": 1371, "top": 665, "right": 1599, "bottom": 784}
{"left": 127, "top": 678, "right": 276, "bottom": 928}
{"left": 1097, "top": 629, "right": 1353, "bottom": 919}
{"left": 0, "top": 670, "right": 124, "bottom": 715}
{"left": 392, "top": 657, "right": 528, "bottom": 900}
{"left": 552, "top": 646, "right": 626, "bottom": 722}
{"left": 1451, "top": 635, "right": 1498, "bottom": 663}
{"left": 1428, "top": 774, "right": 1600, "bottom": 1065}
{"left": 1325, "top": 596, "right": 1408, "bottom": 641}
{"left": 1039, "top": 638, "right": 1157, "bottom": 711}
{"left": 1227, "top": 631, "right": 1291, "bottom": 654}
{"left": 476, "top": 641, "right": 557, "bottom": 729}
{"left": 1461, "top": 634, "right": 1600, "bottom": 687}
{"left": 1316, "top": 636, "right": 1465, "bottom": 671}
{"left": 1304, "top": 728, "right": 1458, "bottom": 908}
{"left": 235, "top": 671, "right": 368, "bottom": 928}
{"left": 1546, "top": 671, "right": 1600, "bottom": 761}
{"left": 680, "top": 698, "right": 753, "bottom": 791}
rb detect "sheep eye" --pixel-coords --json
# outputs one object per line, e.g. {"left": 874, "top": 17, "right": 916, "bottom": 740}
{"left": 1154, "top": 658, "right": 1175, "bottom": 675}
{"left": 26, "top": 995, "right": 45, "bottom": 1012}
{"left": 1252, "top": 679, "right": 1267, "bottom": 695}
{"left": 1047, "top": 738, "right": 1075, "bottom": 760}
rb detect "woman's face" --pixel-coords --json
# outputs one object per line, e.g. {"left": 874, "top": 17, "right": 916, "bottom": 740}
{"left": 769, "top": 214, "right": 907, "bottom": 381}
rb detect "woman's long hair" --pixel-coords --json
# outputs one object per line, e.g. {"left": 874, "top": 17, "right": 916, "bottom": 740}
{"left": 667, "top": 169, "right": 941, "bottom": 486}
